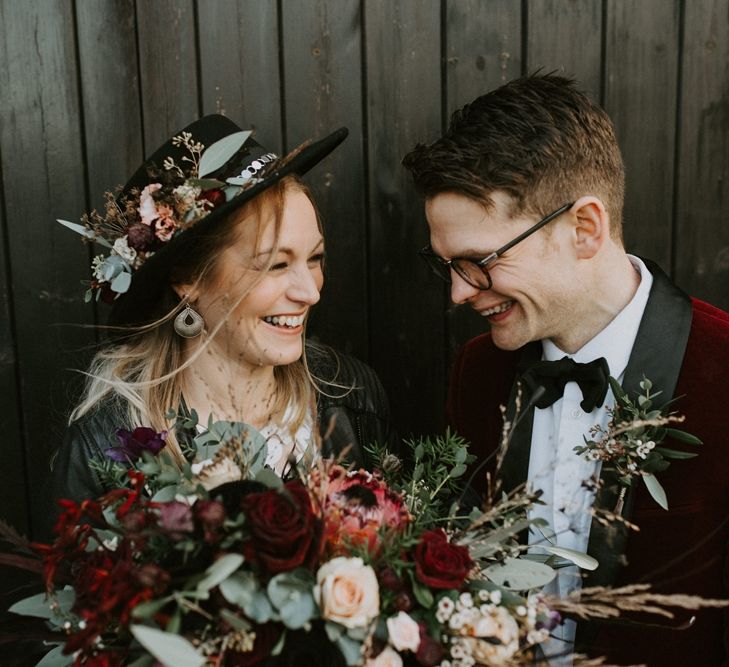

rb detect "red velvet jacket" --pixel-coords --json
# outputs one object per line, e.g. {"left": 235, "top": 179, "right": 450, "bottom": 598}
{"left": 447, "top": 263, "right": 729, "bottom": 665}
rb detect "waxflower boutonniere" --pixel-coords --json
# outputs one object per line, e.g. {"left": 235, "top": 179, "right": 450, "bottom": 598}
{"left": 574, "top": 377, "right": 702, "bottom": 512}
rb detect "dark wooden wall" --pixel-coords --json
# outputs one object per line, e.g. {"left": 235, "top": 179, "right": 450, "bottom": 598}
{"left": 1, "top": 0, "right": 728, "bottom": 539}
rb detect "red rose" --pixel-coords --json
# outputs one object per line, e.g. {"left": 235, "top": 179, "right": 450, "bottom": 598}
{"left": 413, "top": 529, "right": 473, "bottom": 590}
{"left": 197, "top": 188, "right": 226, "bottom": 209}
{"left": 240, "top": 481, "right": 320, "bottom": 574}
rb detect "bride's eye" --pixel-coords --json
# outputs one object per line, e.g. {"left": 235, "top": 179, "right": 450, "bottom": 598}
{"left": 308, "top": 252, "right": 325, "bottom": 266}
{"left": 268, "top": 261, "right": 289, "bottom": 271}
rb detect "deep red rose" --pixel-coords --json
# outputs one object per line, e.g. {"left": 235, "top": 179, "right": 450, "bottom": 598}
{"left": 240, "top": 480, "right": 320, "bottom": 574}
{"left": 413, "top": 529, "right": 473, "bottom": 590}
{"left": 378, "top": 566, "right": 404, "bottom": 592}
{"left": 197, "top": 188, "right": 226, "bottom": 209}
{"left": 415, "top": 625, "right": 445, "bottom": 666}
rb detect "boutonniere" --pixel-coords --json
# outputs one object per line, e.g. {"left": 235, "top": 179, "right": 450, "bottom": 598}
{"left": 574, "top": 377, "right": 702, "bottom": 513}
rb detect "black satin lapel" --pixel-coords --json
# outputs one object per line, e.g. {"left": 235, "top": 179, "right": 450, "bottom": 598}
{"left": 584, "top": 260, "right": 693, "bottom": 590}
{"left": 622, "top": 259, "right": 692, "bottom": 400}
{"left": 498, "top": 342, "right": 541, "bottom": 494}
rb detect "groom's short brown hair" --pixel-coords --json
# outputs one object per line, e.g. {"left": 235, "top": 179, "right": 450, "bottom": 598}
{"left": 402, "top": 74, "right": 626, "bottom": 240}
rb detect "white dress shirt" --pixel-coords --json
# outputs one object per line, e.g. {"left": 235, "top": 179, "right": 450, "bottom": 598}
{"left": 527, "top": 256, "right": 652, "bottom": 661}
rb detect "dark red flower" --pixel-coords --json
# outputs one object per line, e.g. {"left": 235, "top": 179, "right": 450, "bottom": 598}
{"left": 413, "top": 529, "right": 473, "bottom": 590}
{"left": 197, "top": 188, "right": 226, "bottom": 209}
{"left": 415, "top": 624, "right": 445, "bottom": 666}
{"left": 194, "top": 499, "right": 227, "bottom": 543}
{"left": 157, "top": 501, "right": 194, "bottom": 539}
{"left": 224, "top": 622, "right": 283, "bottom": 666}
{"left": 393, "top": 590, "right": 415, "bottom": 612}
{"left": 126, "top": 221, "right": 157, "bottom": 251}
{"left": 105, "top": 427, "right": 167, "bottom": 462}
{"left": 240, "top": 481, "right": 320, "bottom": 574}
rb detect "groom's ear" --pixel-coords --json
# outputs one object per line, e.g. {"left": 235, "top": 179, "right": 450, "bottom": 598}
{"left": 571, "top": 196, "right": 609, "bottom": 259}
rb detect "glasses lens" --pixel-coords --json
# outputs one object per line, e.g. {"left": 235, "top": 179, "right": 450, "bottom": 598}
{"left": 453, "top": 259, "right": 492, "bottom": 289}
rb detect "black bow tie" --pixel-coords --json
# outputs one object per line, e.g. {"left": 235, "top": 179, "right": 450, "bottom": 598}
{"left": 517, "top": 356, "right": 611, "bottom": 413}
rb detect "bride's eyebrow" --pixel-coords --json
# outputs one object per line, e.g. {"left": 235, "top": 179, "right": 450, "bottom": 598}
{"left": 255, "top": 238, "right": 324, "bottom": 257}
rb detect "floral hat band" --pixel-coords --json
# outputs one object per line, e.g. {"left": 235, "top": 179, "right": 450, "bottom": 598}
{"left": 57, "top": 115, "right": 348, "bottom": 308}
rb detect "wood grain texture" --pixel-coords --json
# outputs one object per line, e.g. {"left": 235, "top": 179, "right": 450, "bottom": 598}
{"left": 526, "top": 0, "right": 602, "bottom": 98}
{"left": 197, "top": 0, "right": 283, "bottom": 149}
{"left": 282, "top": 0, "right": 367, "bottom": 358}
{"left": 76, "top": 0, "right": 144, "bottom": 213}
{"left": 675, "top": 0, "right": 729, "bottom": 309}
{"left": 365, "top": 0, "right": 445, "bottom": 436}
{"left": 605, "top": 0, "right": 680, "bottom": 269}
{"left": 0, "top": 162, "right": 29, "bottom": 534}
{"left": 136, "top": 0, "right": 199, "bottom": 151}
{"left": 444, "top": 0, "right": 523, "bottom": 358}
{"left": 0, "top": 0, "right": 94, "bottom": 533}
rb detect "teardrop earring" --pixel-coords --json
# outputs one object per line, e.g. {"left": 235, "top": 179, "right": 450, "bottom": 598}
{"left": 174, "top": 304, "right": 205, "bottom": 338}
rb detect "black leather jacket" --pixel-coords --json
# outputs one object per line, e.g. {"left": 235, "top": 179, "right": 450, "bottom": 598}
{"left": 45, "top": 344, "right": 391, "bottom": 528}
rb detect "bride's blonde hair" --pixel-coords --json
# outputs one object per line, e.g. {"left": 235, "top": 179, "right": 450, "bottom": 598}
{"left": 72, "top": 175, "right": 319, "bottom": 465}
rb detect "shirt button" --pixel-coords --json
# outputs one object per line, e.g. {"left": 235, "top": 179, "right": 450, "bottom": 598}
{"left": 571, "top": 408, "right": 582, "bottom": 419}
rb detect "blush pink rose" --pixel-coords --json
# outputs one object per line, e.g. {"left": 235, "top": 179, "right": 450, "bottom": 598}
{"left": 138, "top": 183, "right": 162, "bottom": 225}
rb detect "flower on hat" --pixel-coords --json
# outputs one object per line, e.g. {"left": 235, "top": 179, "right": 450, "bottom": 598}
{"left": 58, "top": 127, "right": 266, "bottom": 302}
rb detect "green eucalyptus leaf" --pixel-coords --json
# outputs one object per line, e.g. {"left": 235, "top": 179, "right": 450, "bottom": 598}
{"left": 110, "top": 269, "right": 132, "bottom": 294}
{"left": 654, "top": 447, "right": 698, "bottom": 460}
{"left": 643, "top": 473, "right": 668, "bottom": 510}
{"left": 484, "top": 557, "right": 555, "bottom": 590}
{"left": 220, "top": 608, "right": 252, "bottom": 631}
{"left": 198, "top": 131, "right": 252, "bottom": 178}
{"left": 409, "top": 575, "right": 434, "bottom": 608}
{"left": 132, "top": 596, "right": 173, "bottom": 619}
{"left": 539, "top": 546, "right": 598, "bottom": 571}
{"left": 324, "top": 621, "right": 344, "bottom": 642}
{"left": 454, "top": 447, "right": 468, "bottom": 465}
{"left": 336, "top": 634, "right": 364, "bottom": 666}
{"left": 57, "top": 218, "right": 112, "bottom": 248}
{"left": 641, "top": 451, "right": 671, "bottom": 474}
{"left": 187, "top": 178, "right": 226, "bottom": 190}
{"left": 267, "top": 570, "right": 317, "bottom": 629}
{"left": 10, "top": 588, "right": 75, "bottom": 619}
{"left": 130, "top": 625, "right": 205, "bottom": 667}
{"left": 255, "top": 467, "right": 284, "bottom": 489}
{"left": 34, "top": 645, "right": 70, "bottom": 667}
{"left": 449, "top": 463, "right": 467, "bottom": 479}
{"left": 197, "top": 553, "right": 245, "bottom": 594}
{"left": 221, "top": 572, "right": 273, "bottom": 624}
{"left": 664, "top": 428, "right": 703, "bottom": 446}
{"left": 166, "top": 611, "right": 182, "bottom": 634}
{"left": 151, "top": 486, "right": 179, "bottom": 502}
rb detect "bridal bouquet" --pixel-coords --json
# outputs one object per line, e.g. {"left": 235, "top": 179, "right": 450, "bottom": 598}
{"left": 3, "top": 409, "right": 723, "bottom": 666}
{"left": 3, "top": 417, "right": 575, "bottom": 667}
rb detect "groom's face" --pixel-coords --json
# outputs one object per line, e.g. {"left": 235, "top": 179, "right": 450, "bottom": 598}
{"left": 425, "top": 190, "right": 578, "bottom": 350}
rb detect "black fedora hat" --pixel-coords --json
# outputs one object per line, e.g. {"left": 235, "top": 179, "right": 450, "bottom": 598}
{"left": 59, "top": 115, "right": 347, "bottom": 328}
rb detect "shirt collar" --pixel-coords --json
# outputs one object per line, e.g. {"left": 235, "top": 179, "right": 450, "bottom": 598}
{"left": 542, "top": 255, "right": 653, "bottom": 378}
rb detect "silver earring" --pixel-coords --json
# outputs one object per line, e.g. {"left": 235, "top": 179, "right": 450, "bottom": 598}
{"left": 174, "top": 305, "right": 205, "bottom": 338}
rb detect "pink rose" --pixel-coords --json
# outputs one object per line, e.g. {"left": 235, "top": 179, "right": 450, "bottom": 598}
{"left": 386, "top": 611, "right": 420, "bottom": 652}
{"left": 138, "top": 183, "right": 162, "bottom": 225}
{"left": 314, "top": 557, "right": 379, "bottom": 629}
{"left": 366, "top": 647, "right": 402, "bottom": 667}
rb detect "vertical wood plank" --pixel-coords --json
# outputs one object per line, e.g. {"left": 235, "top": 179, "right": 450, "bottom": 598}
{"left": 136, "top": 0, "right": 199, "bottom": 150}
{"left": 0, "top": 168, "right": 29, "bottom": 535}
{"left": 0, "top": 0, "right": 94, "bottom": 532}
{"left": 76, "top": 0, "right": 144, "bottom": 213}
{"left": 197, "top": 0, "right": 283, "bottom": 149}
{"left": 444, "top": 0, "right": 523, "bottom": 356}
{"left": 604, "top": 0, "right": 679, "bottom": 269}
{"left": 365, "top": 0, "right": 444, "bottom": 436}
{"left": 526, "top": 0, "right": 603, "bottom": 98}
{"left": 675, "top": 0, "right": 729, "bottom": 309}
{"left": 281, "top": 0, "right": 367, "bottom": 358}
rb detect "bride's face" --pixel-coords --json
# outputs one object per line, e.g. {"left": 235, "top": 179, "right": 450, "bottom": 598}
{"left": 197, "top": 187, "right": 324, "bottom": 370}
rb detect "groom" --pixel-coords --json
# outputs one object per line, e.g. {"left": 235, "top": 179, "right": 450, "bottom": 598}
{"left": 403, "top": 74, "right": 729, "bottom": 665}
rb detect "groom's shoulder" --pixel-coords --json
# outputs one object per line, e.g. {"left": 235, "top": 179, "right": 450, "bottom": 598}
{"left": 684, "top": 297, "right": 729, "bottom": 365}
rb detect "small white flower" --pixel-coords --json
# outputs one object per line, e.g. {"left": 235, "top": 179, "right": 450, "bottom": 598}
{"left": 112, "top": 236, "right": 137, "bottom": 263}
{"left": 91, "top": 255, "right": 107, "bottom": 281}
{"left": 458, "top": 592, "right": 474, "bottom": 609}
{"left": 489, "top": 590, "right": 502, "bottom": 605}
{"left": 438, "top": 596, "right": 456, "bottom": 616}
{"left": 477, "top": 590, "right": 491, "bottom": 602}
{"left": 516, "top": 605, "right": 527, "bottom": 616}
{"left": 191, "top": 458, "right": 213, "bottom": 475}
{"left": 102, "top": 536, "right": 118, "bottom": 551}
{"left": 449, "top": 612, "right": 465, "bottom": 630}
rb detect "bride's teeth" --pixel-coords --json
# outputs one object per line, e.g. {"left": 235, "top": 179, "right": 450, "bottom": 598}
{"left": 263, "top": 314, "right": 304, "bottom": 327}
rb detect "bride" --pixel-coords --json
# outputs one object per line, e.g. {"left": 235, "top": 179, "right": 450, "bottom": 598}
{"left": 48, "top": 115, "right": 390, "bottom": 517}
